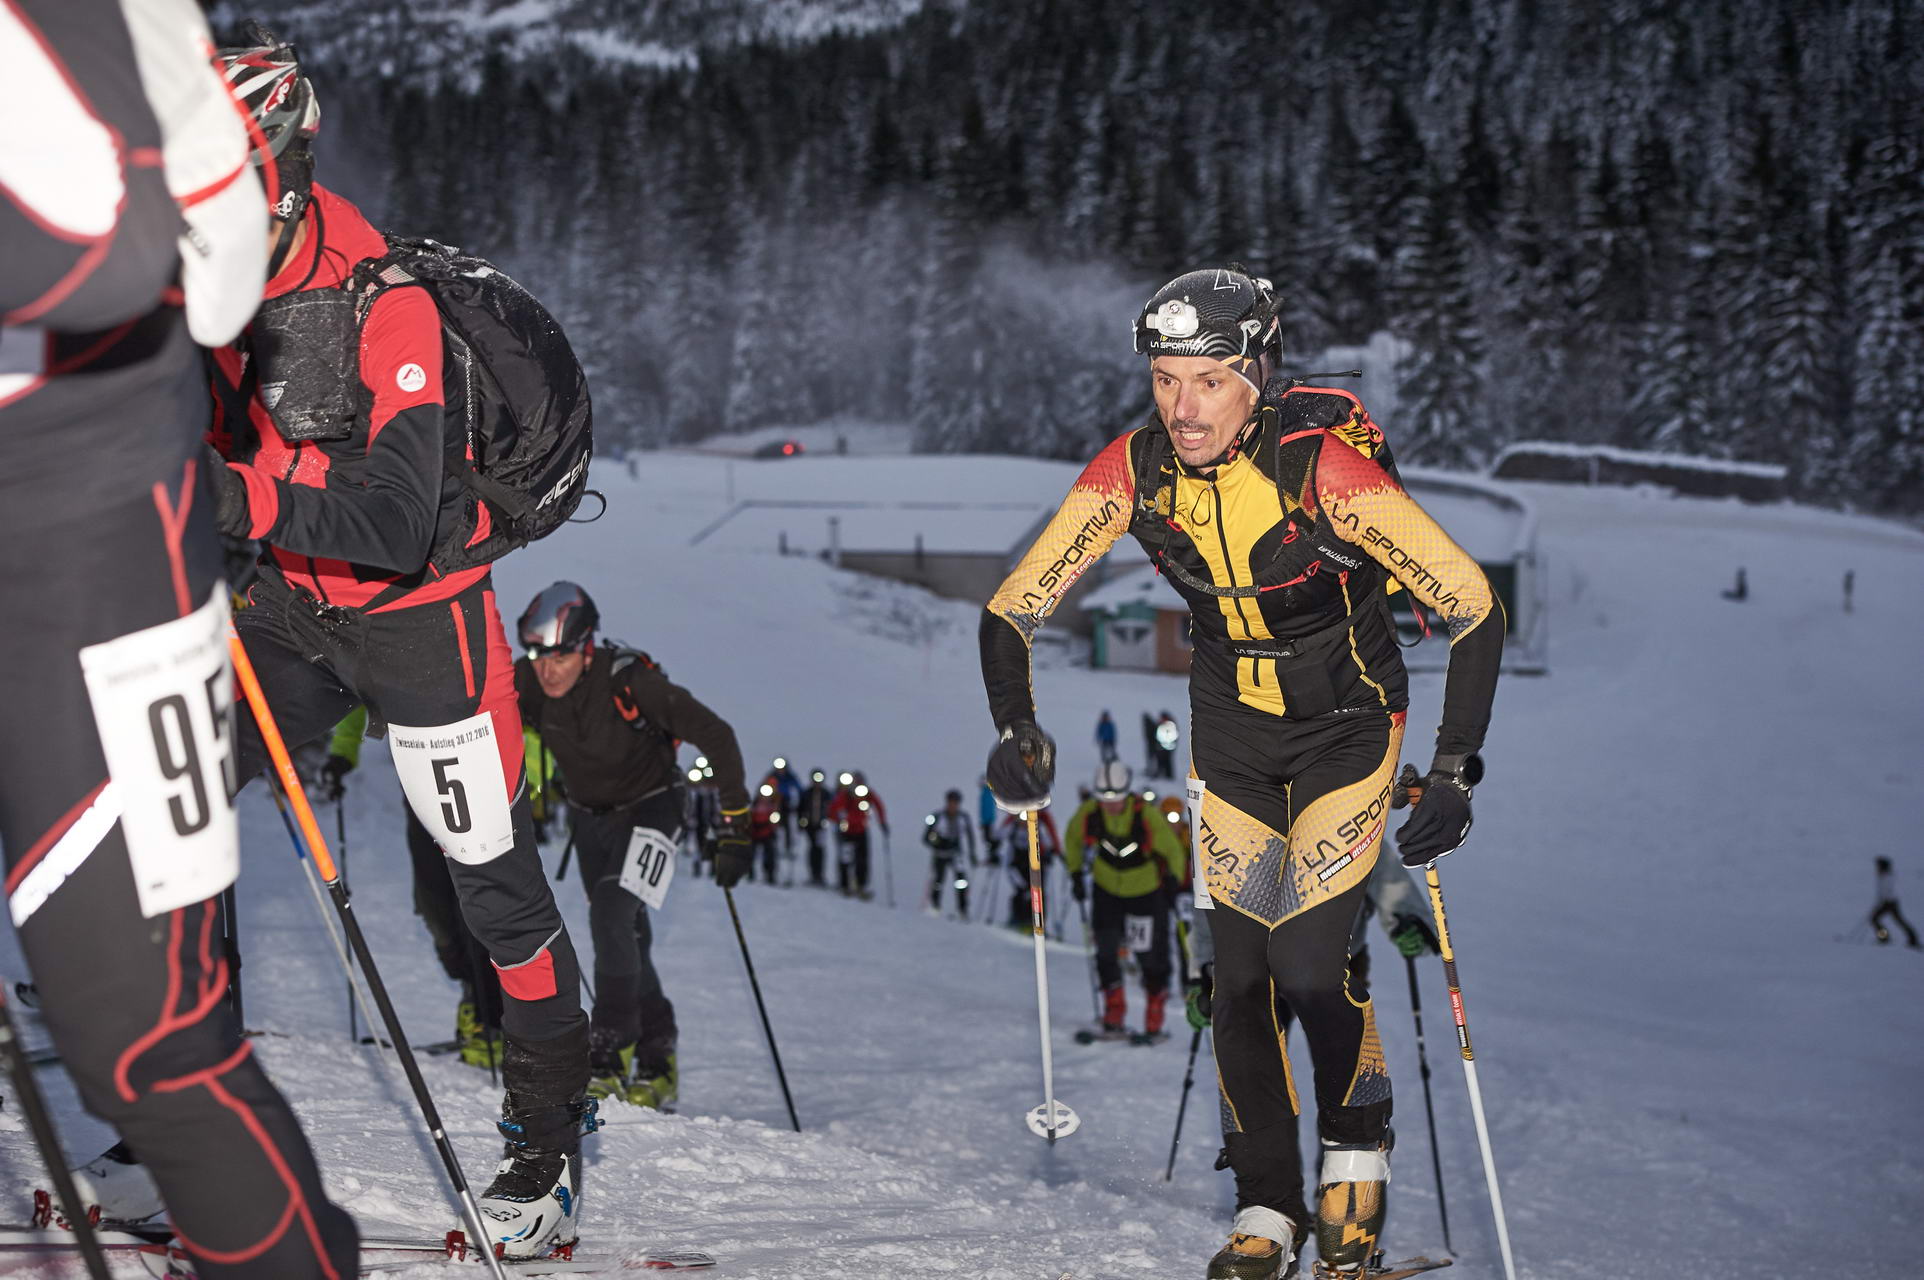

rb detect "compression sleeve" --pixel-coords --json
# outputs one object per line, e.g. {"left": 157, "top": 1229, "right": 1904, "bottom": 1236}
{"left": 628, "top": 668, "right": 749, "bottom": 812}
{"left": 1314, "top": 434, "right": 1503, "bottom": 761}
{"left": 980, "top": 431, "right": 1137, "bottom": 730}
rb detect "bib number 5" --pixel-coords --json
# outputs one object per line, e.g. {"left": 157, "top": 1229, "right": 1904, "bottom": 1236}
{"left": 389, "top": 713, "right": 515, "bottom": 864}
{"left": 620, "top": 826, "right": 678, "bottom": 910}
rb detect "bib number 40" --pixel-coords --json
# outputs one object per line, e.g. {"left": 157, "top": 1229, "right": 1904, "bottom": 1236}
{"left": 620, "top": 826, "right": 678, "bottom": 910}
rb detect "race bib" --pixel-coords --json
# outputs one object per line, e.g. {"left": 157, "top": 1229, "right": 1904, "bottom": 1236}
{"left": 1123, "top": 912, "right": 1155, "bottom": 953}
{"left": 79, "top": 588, "right": 238, "bottom": 919}
{"left": 1185, "top": 776, "right": 1211, "bottom": 911}
{"left": 389, "top": 713, "right": 515, "bottom": 865}
{"left": 619, "top": 825, "right": 678, "bottom": 909}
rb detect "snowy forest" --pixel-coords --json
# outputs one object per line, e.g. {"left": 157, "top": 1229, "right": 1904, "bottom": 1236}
{"left": 248, "top": 0, "right": 1923, "bottom": 511}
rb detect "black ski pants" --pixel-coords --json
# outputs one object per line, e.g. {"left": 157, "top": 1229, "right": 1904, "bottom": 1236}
{"left": 1194, "top": 689, "right": 1401, "bottom": 1226}
{"left": 839, "top": 829, "right": 871, "bottom": 894}
{"left": 927, "top": 854, "right": 970, "bottom": 918}
{"left": 406, "top": 806, "right": 502, "bottom": 1031}
{"left": 231, "top": 571, "right": 587, "bottom": 1058}
{"left": 801, "top": 824, "right": 826, "bottom": 884}
{"left": 570, "top": 792, "right": 679, "bottom": 1063}
{"left": 1871, "top": 899, "right": 1920, "bottom": 946}
{"left": 751, "top": 834, "right": 779, "bottom": 882}
{"left": 0, "top": 458, "right": 357, "bottom": 1279}
{"left": 1092, "top": 886, "right": 1173, "bottom": 995}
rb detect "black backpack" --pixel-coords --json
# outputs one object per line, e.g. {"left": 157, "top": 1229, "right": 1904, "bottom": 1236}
{"left": 355, "top": 237, "right": 594, "bottom": 572}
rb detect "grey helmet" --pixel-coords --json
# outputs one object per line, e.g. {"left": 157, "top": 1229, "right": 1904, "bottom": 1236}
{"left": 216, "top": 23, "right": 321, "bottom": 221}
{"left": 517, "top": 581, "right": 598, "bottom": 655}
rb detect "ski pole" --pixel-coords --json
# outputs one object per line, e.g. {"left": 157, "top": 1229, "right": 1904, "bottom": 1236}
{"left": 1074, "top": 893, "right": 1102, "bottom": 1022}
{"left": 555, "top": 824, "right": 576, "bottom": 882}
{"left": 722, "top": 888, "right": 800, "bottom": 1132}
{"left": 228, "top": 634, "right": 510, "bottom": 1280}
{"left": 1424, "top": 863, "right": 1515, "bottom": 1280}
{"left": 882, "top": 827, "right": 896, "bottom": 908}
{"left": 1404, "top": 952, "right": 1454, "bottom": 1255}
{"left": 0, "top": 990, "right": 113, "bottom": 1279}
{"left": 1021, "top": 809, "right": 1078, "bottom": 1142}
{"left": 1163, "top": 1024, "right": 1204, "bottom": 1181}
{"left": 267, "top": 779, "right": 387, "bottom": 1058}
{"left": 336, "top": 794, "right": 357, "bottom": 1045}
{"left": 220, "top": 884, "right": 244, "bottom": 1027}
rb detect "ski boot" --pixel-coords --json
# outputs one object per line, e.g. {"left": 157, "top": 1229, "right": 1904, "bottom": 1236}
{"left": 1312, "top": 1133, "right": 1392, "bottom": 1277}
{"left": 63, "top": 1142, "right": 163, "bottom": 1225}
{"left": 626, "top": 1051, "right": 677, "bottom": 1110}
{"left": 1133, "top": 989, "right": 1170, "bottom": 1044}
{"left": 479, "top": 1027, "right": 595, "bottom": 1260}
{"left": 1103, "top": 983, "right": 1126, "bottom": 1035}
{"left": 456, "top": 1000, "right": 503, "bottom": 1071}
{"left": 1207, "top": 1206, "right": 1307, "bottom": 1279}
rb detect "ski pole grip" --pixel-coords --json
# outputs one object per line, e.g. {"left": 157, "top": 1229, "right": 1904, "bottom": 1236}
{"left": 229, "top": 632, "right": 341, "bottom": 883}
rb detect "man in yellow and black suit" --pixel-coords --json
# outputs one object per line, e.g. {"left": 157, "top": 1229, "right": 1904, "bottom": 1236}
{"left": 979, "top": 267, "right": 1502, "bottom": 1280}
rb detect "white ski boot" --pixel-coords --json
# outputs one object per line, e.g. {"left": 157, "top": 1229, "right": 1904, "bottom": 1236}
{"left": 66, "top": 1142, "right": 165, "bottom": 1224}
{"left": 477, "top": 1146, "right": 581, "bottom": 1260}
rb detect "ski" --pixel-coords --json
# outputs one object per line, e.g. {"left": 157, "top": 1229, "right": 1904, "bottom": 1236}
{"left": 1342, "top": 1255, "right": 1452, "bottom": 1280}
{"left": 358, "top": 1231, "right": 717, "bottom": 1273}
{"left": 1073, "top": 1026, "right": 1131, "bottom": 1045}
{"left": 1128, "top": 1031, "right": 1170, "bottom": 1047}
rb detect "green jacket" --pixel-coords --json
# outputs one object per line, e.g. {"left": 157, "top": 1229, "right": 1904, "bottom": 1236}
{"left": 1064, "top": 795, "right": 1185, "bottom": 899}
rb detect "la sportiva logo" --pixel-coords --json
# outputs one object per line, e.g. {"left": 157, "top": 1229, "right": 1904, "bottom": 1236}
{"left": 1017, "top": 497, "right": 1120, "bottom": 610}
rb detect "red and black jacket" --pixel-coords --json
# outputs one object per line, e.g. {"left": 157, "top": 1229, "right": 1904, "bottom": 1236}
{"left": 207, "top": 183, "right": 481, "bottom": 612}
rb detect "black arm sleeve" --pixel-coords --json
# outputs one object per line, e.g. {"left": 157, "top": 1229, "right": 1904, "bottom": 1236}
{"left": 628, "top": 669, "right": 749, "bottom": 812}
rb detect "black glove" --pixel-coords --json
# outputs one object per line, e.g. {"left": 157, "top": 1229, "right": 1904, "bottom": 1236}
{"left": 1071, "top": 871, "right": 1087, "bottom": 903}
{"left": 1392, "top": 758, "right": 1479, "bottom": 867}
{"left": 205, "top": 446, "right": 254, "bottom": 538}
{"left": 712, "top": 810, "right": 752, "bottom": 889}
{"left": 1389, "top": 911, "right": 1439, "bottom": 958}
{"left": 985, "top": 720, "right": 1055, "bottom": 811}
{"left": 320, "top": 753, "right": 354, "bottom": 802}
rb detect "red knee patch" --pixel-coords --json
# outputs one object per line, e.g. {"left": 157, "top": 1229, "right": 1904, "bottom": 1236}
{"left": 494, "top": 949, "right": 558, "bottom": 1001}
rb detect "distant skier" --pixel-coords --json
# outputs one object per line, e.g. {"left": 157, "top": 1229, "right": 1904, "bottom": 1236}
{"left": 748, "top": 784, "right": 783, "bottom": 883}
{"left": 1065, "top": 763, "right": 1187, "bottom": 1043}
{"left": 978, "top": 776, "right": 1002, "bottom": 864}
{"left": 1869, "top": 857, "right": 1920, "bottom": 948}
{"left": 768, "top": 756, "right": 804, "bottom": 858}
{"left": 798, "top": 769, "right": 833, "bottom": 885}
{"left": 1722, "top": 566, "right": 1749, "bottom": 601}
{"left": 516, "top": 583, "right": 753, "bottom": 1114}
{"left": 923, "top": 789, "right": 979, "bottom": 918}
{"left": 996, "top": 808, "right": 1063, "bottom": 927}
{"left": 829, "top": 771, "right": 889, "bottom": 898}
{"left": 1155, "top": 710, "right": 1182, "bottom": 778}
{"left": 1843, "top": 569, "right": 1855, "bottom": 614}
{"left": 1096, "top": 709, "right": 1120, "bottom": 762}
{"left": 980, "top": 266, "right": 1502, "bottom": 1279}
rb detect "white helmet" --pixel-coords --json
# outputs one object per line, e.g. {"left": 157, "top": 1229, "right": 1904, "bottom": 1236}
{"left": 1093, "top": 760, "right": 1133, "bottom": 800}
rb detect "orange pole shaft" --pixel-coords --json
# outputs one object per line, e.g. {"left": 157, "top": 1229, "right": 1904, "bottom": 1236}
{"left": 228, "top": 633, "right": 341, "bottom": 883}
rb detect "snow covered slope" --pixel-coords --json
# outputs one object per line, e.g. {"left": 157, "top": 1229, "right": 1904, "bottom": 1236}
{"left": 2, "top": 454, "right": 1920, "bottom": 1278}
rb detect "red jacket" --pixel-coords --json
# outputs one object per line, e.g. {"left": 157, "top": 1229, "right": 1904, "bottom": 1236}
{"left": 209, "top": 183, "right": 485, "bottom": 612}
{"left": 828, "top": 786, "right": 888, "bottom": 837}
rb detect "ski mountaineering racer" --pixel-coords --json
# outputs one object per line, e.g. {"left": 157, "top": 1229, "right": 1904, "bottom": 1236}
{"left": 1064, "top": 761, "right": 1187, "bottom": 1043}
{"left": 515, "top": 581, "right": 754, "bottom": 1110}
{"left": 980, "top": 267, "right": 1502, "bottom": 1279}
{"left": 204, "top": 29, "right": 594, "bottom": 1259}
{"left": 1, "top": 1, "right": 366, "bottom": 1274}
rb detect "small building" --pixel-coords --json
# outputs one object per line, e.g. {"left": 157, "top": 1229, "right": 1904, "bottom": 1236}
{"left": 1491, "top": 441, "right": 1788, "bottom": 503}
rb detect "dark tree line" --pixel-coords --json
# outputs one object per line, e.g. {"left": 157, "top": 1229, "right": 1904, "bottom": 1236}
{"left": 268, "top": 0, "right": 1923, "bottom": 511}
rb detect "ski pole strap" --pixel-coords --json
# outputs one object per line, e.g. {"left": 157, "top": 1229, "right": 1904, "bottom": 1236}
{"left": 229, "top": 632, "right": 341, "bottom": 884}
